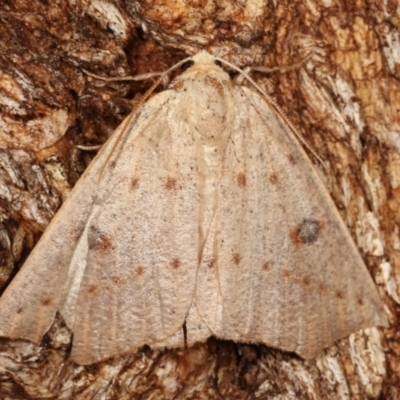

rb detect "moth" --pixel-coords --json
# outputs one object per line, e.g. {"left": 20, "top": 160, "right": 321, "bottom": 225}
{"left": 0, "top": 51, "right": 388, "bottom": 365}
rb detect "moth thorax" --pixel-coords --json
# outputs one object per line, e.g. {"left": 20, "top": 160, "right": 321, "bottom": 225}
{"left": 176, "top": 75, "right": 232, "bottom": 148}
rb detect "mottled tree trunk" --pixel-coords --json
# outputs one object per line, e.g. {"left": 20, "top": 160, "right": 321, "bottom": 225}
{"left": 0, "top": 1, "right": 398, "bottom": 399}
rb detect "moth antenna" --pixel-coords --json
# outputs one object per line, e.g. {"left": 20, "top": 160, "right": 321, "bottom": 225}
{"left": 95, "top": 56, "right": 194, "bottom": 180}
{"left": 82, "top": 69, "right": 165, "bottom": 82}
{"left": 251, "top": 52, "right": 313, "bottom": 74}
{"left": 215, "top": 56, "right": 327, "bottom": 169}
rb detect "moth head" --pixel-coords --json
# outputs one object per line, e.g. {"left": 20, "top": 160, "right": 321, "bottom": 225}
{"left": 177, "top": 51, "right": 230, "bottom": 83}
{"left": 191, "top": 50, "right": 218, "bottom": 66}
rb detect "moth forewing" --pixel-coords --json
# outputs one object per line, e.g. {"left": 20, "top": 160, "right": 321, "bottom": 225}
{"left": 0, "top": 51, "right": 387, "bottom": 365}
{"left": 0, "top": 117, "right": 131, "bottom": 345}
{"left": 204, "top": 85, "right": 388, "bottom": 358}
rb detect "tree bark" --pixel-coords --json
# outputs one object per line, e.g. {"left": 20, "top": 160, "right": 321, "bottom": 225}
{"left": 0, "top": 0, "right": 398, "bottom": 399}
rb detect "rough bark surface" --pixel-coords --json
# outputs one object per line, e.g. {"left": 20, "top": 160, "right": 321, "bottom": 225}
{"left": 0, "top": 0, "right": 398, "bottom": 399}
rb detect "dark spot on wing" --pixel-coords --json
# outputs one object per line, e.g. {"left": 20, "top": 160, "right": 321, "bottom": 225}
{"left": 207, "top": 258, "right": 215, "bottom": 269}
{"left": 237, "top": 173, "right": 246, "bottom": 188}
{"left": 302, "top": 277, "right": 311, "bottom": 286}
{"left": 262, "top": 261, "right": 271, "bottom": 271}
{"left": 96, "top": 235, "right": 112, "bottom": 252}
{"left": 88, "top": 285, "right": 98, "bottom": 294}
{"left": 287, "top": 154, "right": 297, "bottom": 165}
{"left": 335, "top": 291, "right": 344, "bottom": 299}
{"left": 108, "top": 160, "right": 117, "bottom": 169}
{"left": 42, "top": 298, "right": 52, "bottom": 306}
{"left": 112, "top": 276, "right": 124, "bottom": 286}
{"left": 170, "top": 258, "right": 181, "bottom": 269}
{"left": 269, "top": 173, "right": 278, "bottom": 185}
{"left": 357, "top": 298, "right": 364, "bottom": 306}
{"left": 165, "top": 177, "right": 178, "bottom": 190}
{"left": 290, "top": 218, "right": 321, "bottom": 246}
{"left": 17, "top": 308, "right": 23, "bottom": 314}
{"left": 131, "top": 178, "right": 140, "bottom": 189}
{"left": 136, "top": 266, "right": 145, "bottom": 276}
{"left": 281, "top": 269, "right": 291, "bottom": 278}
{"left": 88, "top": 226, "right": 113, "bottom": 252}
{"left": 299, "top": 219, "right": 321, "bottom": 244}
{"left": 232, "top": 253, "right": 241, "bottom": 265}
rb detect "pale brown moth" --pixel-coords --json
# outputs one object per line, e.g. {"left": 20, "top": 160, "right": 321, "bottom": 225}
{"left": 0, "top": 51, "right": 388, "bottom": 365}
